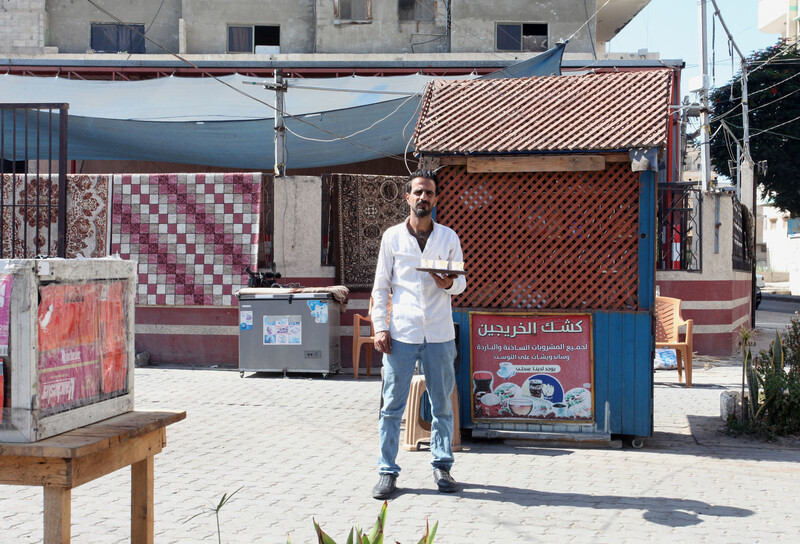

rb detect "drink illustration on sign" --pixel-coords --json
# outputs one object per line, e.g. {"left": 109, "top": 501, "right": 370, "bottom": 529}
{"left": 471, "top": 313, "right": 593, "bottom": 423}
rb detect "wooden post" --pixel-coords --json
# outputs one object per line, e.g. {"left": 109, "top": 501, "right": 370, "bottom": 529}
{"left": 43, "top": 486, "right": 70, "bottom": 544}
{"left": 131, "top": 456, "right": 155, "bottom": 544}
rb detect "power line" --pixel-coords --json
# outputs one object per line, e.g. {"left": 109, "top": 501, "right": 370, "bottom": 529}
{"left": 712, "top": 84, "right": 800, "bottom": 123}
{"left": 709, "top": 66, "right": 800, "bottom": 123}
{"left": 566, "top": 0, "right": 611, "bottom": 44}
{"left": 284, "top": 88, "right": 424, "bottom": 143}
{"left": 748, "top": 40, "right": 799, "bottom": 76}
{"left": 751, "top": 112, "right": 800, "bottom": 139}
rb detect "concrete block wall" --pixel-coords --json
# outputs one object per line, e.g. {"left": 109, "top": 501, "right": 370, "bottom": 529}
{"left": 182, "top": 0, "right": 315, "bottom": 54}
{"left": 314, "top": 0, "right": 449, "bottom": 54}
{"left": 2, "top": 0, "right": 600, "bottom": 57}
{"left": 449, "top": 0, "right": 595, "bottom": 55}
{"left": 0, "top": 0, "right": 46, "bottom": 55}
{"left": 46, "top": 0, "right": 181, "bottom": 54}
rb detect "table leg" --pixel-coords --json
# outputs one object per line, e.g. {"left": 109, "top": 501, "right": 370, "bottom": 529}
{"left": 43, "top": 486, "right": 70, "bottom": 544}
{"left": 131, "top": 456, "right": 154, "bottom": 544}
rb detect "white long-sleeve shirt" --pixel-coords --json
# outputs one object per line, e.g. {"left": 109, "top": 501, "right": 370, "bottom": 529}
{"left": 371, "top": 219, "right": 466, "bottom": 344}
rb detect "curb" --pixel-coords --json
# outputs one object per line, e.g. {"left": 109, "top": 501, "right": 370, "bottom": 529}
{"left": 762, "top": 292, "right": 800, "bottom": 303}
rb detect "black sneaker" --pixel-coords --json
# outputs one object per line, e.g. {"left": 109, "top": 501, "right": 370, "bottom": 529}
{"left": 372, "top": 473, "right": 398, "bottom": 500}
{"left": 433, "top": 468, "right": 459, "bottom": 493}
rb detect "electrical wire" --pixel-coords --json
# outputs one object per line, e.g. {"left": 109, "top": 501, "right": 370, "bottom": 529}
{"left": 410, "top": 0, "right": 448, "bottom": 52}
{"left": 751, "top": 112, "right": 800, "bottom": 139}
{"left": 709, "top": 66, "right": 800, "bottom": 121}
{"left": 749, "top": 128, "right": 800, "bottom": 142}
{"left": 720, "top": 55, "right": 800, "bottom": 104}
{"left": 566, "top": 0, "right": 611, "bottom": 44}
{"left": 747, "top": 40, "right": 799, "bottom": 76}
{"left": 583, "top": 0, "right": 597, "bottom": 60}
{"left": 712, "top": 84, "right": 800, "bottom": 123}
{"left": 126, "top": 0, "right": 165, "bottom": 61}
{"left": 283, "top": 87, "right": 424, "bottom": 143}
{"left": 402, "top": 82, "right": 428, "bottom": 174}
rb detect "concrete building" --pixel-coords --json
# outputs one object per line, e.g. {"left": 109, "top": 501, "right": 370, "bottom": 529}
{"left": 1, "top": 1, "right": 650, "bottom": 57}
{"left": 756, "top": 200, "right": 800, "bottom": 294}
{"left": 759, "top": 0, "right": 800, "bottom": 42}
{"left": 758, "top": 1, "right": 800, "bottom": 294}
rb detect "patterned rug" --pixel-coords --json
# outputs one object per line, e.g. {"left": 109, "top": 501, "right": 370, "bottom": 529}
{"left": 110, "top": 173, "right": 261, "bottom": 306}
{"left": 1, "top": 174, "right": 110, "bottom": 258}
{"left": 334, "top": 174, "right": 408, "bottom": 290}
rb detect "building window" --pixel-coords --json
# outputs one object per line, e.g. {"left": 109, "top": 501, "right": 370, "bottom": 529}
{"left": 228, "top": 25, "right": 280, "bottom": 53}
{"left": 788, "top": 217, "right": 800, "bottom": 237}
{"left": 90, "top": 23, "right": 145, "bottom": 53}
{"left": 496, "top": 22, "right": 548, "bottom": 52}
{"left": 334, "top": 0, "right": 372, "bottom": 21}
{"left": 399, "top": 0, "right": 435, "bottom": 21}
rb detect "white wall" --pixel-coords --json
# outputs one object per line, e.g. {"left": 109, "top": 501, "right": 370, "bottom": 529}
{"left": 272, "top": 176, "right": 335, "bottom": 280}
{"left": 759, "top": 204, "right": 800, "bottom": 273}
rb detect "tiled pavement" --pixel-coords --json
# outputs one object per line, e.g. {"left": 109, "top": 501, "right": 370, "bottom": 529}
{"left": 2, "top": 356, "right": 799, "bottom": 543}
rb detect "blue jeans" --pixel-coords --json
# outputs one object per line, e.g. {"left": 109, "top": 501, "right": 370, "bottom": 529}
{"left": 378, "top": 338, "right": 457, "bottom": 475}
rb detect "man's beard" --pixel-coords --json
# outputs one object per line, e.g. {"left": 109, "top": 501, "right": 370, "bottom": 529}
{"left": 412, "top": 206, "right": 431, "bottom": 218}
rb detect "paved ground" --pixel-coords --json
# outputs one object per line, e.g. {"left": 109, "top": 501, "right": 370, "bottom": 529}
{"left": 2, "top": 350, "right": 799, "bottom": 543}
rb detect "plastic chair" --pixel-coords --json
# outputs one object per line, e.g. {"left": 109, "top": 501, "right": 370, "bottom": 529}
{"left": 403, "top": 374, "right": 462, "bottom": 452}
{"left": 655, "top": 296, "right": 694, "bottom": 387}
{"left": 352, "top": 298, "right": 390, "bottom": 379}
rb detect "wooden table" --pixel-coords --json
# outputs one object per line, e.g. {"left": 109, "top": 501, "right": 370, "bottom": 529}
{"left": 0, "top": 410, "right": 186, "bottom": 544}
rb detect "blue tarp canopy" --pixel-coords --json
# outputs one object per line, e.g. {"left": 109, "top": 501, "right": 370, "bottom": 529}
{"left": 0, "top": 44, "right": 564, "bottom": 169}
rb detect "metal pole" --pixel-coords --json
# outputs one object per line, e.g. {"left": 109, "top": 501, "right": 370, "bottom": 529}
{"left": 708, "top": 0, "right": 758, "bottom": 326}
{"left": 57, "top": 106, "right": 68, "bottom": 258}
{"left": 273, "top": 69, "right": 286, "bottom": 177}
{"left": 709, "top": 0, "right": 752, "bottom": 163}
{"left": 698, "top": 0, "right": 711, "bottom": 192}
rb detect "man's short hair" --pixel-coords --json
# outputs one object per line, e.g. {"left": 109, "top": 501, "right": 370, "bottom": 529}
{"left": 406, "top": 168, "right": 440, "bottom": 195}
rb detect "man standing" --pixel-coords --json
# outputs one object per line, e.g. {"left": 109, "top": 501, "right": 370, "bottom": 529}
{"left": 370, "top": 169, "right": 467, "bottom": 500}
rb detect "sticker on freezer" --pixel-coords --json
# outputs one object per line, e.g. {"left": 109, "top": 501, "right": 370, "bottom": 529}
{"left": 240, "top": 310, "right": 253, "bottom": 331}
{"left": 263, "top": 315, "right": 301, "bottom": 345}
{"left": 307, "top": 300, "right": 328, "bottom": 323}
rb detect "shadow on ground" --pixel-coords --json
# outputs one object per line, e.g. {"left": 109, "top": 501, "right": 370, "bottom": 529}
{"left": 393, "top": 482, "right": 753, "bottom": 527}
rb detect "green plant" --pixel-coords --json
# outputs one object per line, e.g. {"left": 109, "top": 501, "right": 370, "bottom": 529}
{"left": 288, "top": 501, "right": 438, "bottom": 544}
{"left": 738, "top": 327, "right": 754, "bottom": 419}
{"left": 729, "top": 327, "right": 800, "bottom": 438}
{"left": 183, "top": 486, "right": 243, "bottom": 544}
{"left": 755, "top": 332, "right": 800, "bottom": 433}
{"left": 782, "top": 312, "right": 800, "bottom": 375}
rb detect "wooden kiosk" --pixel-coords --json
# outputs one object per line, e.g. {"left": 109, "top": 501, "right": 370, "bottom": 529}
{"left": 413, "top": 69, "right": 678, "bottom": 445}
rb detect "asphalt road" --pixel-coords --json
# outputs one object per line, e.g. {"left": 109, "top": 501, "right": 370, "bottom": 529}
{"left": 757, "top": 296, "right": 800, "bottom": 315}
{"left": 752, "top": 294, "right": 799, "bottom": 354}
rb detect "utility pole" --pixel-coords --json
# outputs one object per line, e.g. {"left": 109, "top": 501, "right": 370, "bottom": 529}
{"left": 709, "top": 0, "right": 754, "bottom": 210}
{"left": 698, "top": 0, "right": 712, "bottom": 193}
{"left": 269, "top": 69, "right": 288, "bottom": 177}
{"left": 708, "top": 0, "right": 757, "bottom": 327}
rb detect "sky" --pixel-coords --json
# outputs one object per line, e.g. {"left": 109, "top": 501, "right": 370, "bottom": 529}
{"left": 608, "top": 0, "right": 781, "bottom": 99}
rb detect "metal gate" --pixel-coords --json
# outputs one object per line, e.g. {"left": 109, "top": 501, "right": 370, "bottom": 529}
{"left": 0, "top": 104, "right": 68, "bottom": 258}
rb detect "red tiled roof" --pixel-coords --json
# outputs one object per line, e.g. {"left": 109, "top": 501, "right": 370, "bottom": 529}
{"left": 413, "top": 69, "right": 674, "bottom": 154}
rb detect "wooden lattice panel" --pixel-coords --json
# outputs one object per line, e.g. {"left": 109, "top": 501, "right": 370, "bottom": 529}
{"left": 437, "top": 164, "right": 640, "bottom": 310}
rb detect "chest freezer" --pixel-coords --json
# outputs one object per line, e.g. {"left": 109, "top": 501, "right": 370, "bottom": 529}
{"left": 236, "top": 289, "right": 341, "bottom": 376}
